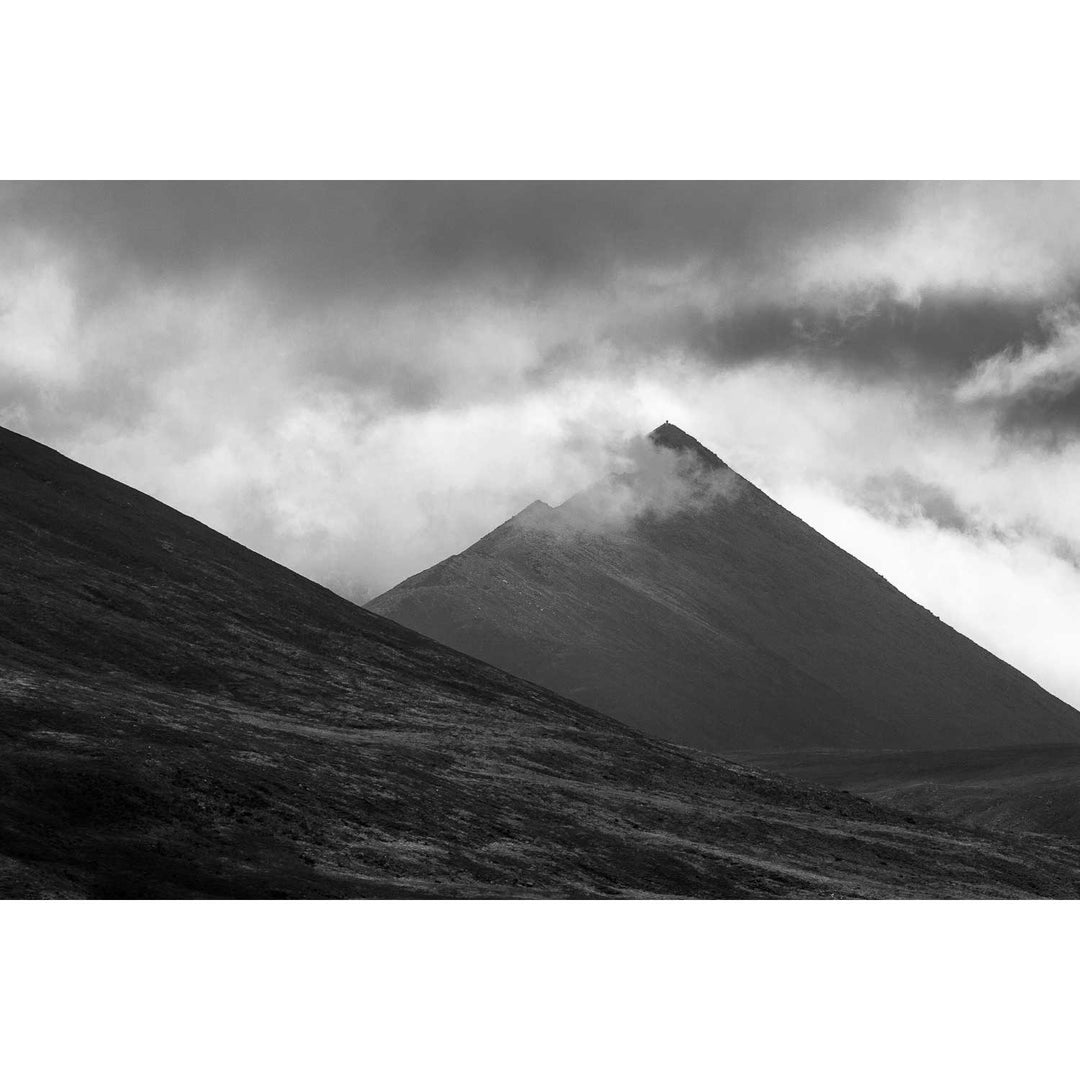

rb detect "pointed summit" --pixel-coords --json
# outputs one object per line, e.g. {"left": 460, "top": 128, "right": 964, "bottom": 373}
{"left": 370, "top": 421, "right": 1080, "bottom": 755}
{"left": 648, "top": 422, "right": 726, "bottom": 470}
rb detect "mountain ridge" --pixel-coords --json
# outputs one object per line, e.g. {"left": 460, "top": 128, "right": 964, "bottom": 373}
{"left": 368, "top": 424, "right": 1080, "bottom": 753}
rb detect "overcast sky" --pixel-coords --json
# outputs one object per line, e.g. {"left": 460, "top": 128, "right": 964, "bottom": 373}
{"left": 3, "top": 181, "right": 1080, "bottom": 708}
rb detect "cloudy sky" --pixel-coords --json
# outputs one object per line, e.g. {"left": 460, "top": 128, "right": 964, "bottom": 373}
{"left": 3, "top": 181, "right": 1080, "bottom": 707}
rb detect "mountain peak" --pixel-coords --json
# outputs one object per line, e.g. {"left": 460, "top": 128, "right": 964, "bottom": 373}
{"left": 515, "top": 499, "right": 553, "bottom": 520}
{"left": 647, "top": 422, "right": 726, "bottom": 470}
{"left": 370, "top": 417, "right": 1080, "bottom": 757}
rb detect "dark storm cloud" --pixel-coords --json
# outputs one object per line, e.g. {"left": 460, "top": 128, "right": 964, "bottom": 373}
{"left": 852, "top": 470, "right": 1080, "bottom": 581}
{"left": 1, "top": 180, "right": 909, "bottom": 308}
{"left": 854, "top": 471, "right": 978, "bottom": 533}
{"left": 7, "top": 180, "right": 1080, "bottom": 446}
{"left": 688, "top": 285, "right": 1066, "bottom": 380}
{"left": 947, "top": 304, "right": 1080, "bottom": 440}
{"left": 0, "top": 180, "right": 921, "bottom": 430}
{"left": 648, "top": 275, "right": 1080, "bottom": 444}
{"left": 992, "top": 382, "right": 1080, "bottom": 444}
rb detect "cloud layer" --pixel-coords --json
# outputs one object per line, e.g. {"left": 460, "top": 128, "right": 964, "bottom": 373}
{"left": 524, "top": 434, "right": 741, "bottom": 536}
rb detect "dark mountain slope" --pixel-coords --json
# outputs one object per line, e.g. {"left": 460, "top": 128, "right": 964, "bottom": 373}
{"left": 5, "top": 423, "right": 1080, "bottom": 899}
{"left": 369, "top": 423, "right": 1080, "bottom": 754}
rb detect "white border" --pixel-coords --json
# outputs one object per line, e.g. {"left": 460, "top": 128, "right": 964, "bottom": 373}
{"left": 3, "top": 899, "right": 1079, "bottom": 1078}
{"left": 3, "top": 2, "right": 1079, "bottom": 179}
{"left": 3, "top": 4, "right": 1079, "bottom": 1076}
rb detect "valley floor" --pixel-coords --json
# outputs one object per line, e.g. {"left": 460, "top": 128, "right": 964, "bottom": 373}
{"left": 737, "top": 745, "right": 1080, "bottom": 843}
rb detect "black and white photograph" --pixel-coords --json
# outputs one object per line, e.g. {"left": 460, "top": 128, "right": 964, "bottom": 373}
{"left": 9, "top": 178, "right": 1080, "bottom": 901}
{"left": 3, "top": 5, "right": 1079, "bottom": 1077}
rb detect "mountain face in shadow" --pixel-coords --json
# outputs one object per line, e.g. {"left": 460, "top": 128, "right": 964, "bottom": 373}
{"left": 6, "top": 422, "right": 1080, "bottom": 899}
{"left": 369, "top": 423, "right": 1080, "bottom": 754}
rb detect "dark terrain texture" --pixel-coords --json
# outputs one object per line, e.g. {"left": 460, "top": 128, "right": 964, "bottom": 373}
{"left": 739, "top": 745, "right": 1080, "bottom": 841}
{"left": 6, "top": 423, "right": 1080, "bottom": 899}
{"left": 369, "top": 423, "right": 1080, "bottom": 754}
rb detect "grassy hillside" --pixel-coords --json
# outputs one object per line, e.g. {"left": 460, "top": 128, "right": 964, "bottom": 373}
{"left": 5, "top": 423, "right": 1080, "bottom": 898}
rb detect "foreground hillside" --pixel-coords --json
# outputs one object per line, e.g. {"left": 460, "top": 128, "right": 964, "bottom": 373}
{"left": 369, "top": 423, "right": 1080, "bottom": 754}
{"left": 740, "top": 745, "right": 1080, "bottom": 842}
{"left": 4, "top": 424, "right": 1080, "bottom": 899}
